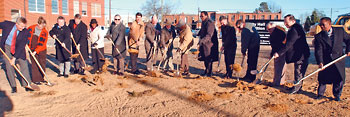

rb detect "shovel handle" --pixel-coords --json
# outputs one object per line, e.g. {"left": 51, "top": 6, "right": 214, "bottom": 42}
{"left": 25, "top": 45, "right": 52, "bottom": 85}
{"left": 53, "top": 37, "right": 73, "bottom": 55}
{"left": 295, "top": 54, "right": 348, "bottom": 85}
{"left": 71, "top": 35, "right": 87, "bottom": 67}
{"left": 258, "top": 56, "right": 275, "bottom": 73}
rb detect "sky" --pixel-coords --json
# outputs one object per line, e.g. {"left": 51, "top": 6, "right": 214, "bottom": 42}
{"left": 104, "top": 0, "right": 350, "bottom": 23}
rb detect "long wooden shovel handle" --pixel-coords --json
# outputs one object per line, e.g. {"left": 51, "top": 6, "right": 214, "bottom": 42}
{"left": 88, "top": 37, "right": 105, "bottom": 59}
{"left": 25, "top": 45, "right": 52, "bottom": 85}
{"left": 0, "top": 47, "right": 31, "bottom": 88}
{"left": 53, "top": 37, "right": 73, "bottom": 55}
{"left": 295, "top": 54, "right": 348, "bottom": 85}
{"left": 258, "top": 56, "right": 275, "bottom": 73}
{"left": 70, "top": 34, "right": 87, "bottom": 67}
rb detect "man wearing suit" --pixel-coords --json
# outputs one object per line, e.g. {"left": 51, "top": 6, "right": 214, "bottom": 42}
{"left": 144, "top": 15, "right": 159, "bottom": 71}
{"left": 236, "top": 20, "right": 260, "bottom": 82}
{"left": 197, "top": 11, "right": 219, "bottom": 77}
{"left": 274, "top": 14, "right": 310, "bottom": 94}
{"left": 0, "top": 17, "right": 34, "bottom": 93}
{"left": 177, "top": 19, "right": 194, "bottom": 75}
{"left": 314, "top": 17, "right": 350, "bottom": 101}
{"left": 219, "top": 16, "right": 237, "bottom": 79}
{"left": 106, "top": 14, "right": 127, "bottom": 76}
{"left": 68, "top": 14, "right": 88, "bottom": 75}
{"left": 266, "top": 23, "right": 287, "bottom": 86}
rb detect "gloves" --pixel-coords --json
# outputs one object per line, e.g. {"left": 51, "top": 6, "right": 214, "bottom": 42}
{"left": 92, "top": 43, "right": 98, "bottom": 47}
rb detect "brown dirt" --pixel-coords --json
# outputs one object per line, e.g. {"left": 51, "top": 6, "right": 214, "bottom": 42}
{"left": 263, "top": 103, "right": 289, "bottom": 113}
{"left": 128, "top": 89, "right": 158, "bottom": 97}
{"left": 30, "top": 90, "right": 57, "bottom": 97}
{"left": 213, "top": 92, "right": 232, "bottom": 99}
{"left": 189, "top": 91, "right": 214, "bottom": 102}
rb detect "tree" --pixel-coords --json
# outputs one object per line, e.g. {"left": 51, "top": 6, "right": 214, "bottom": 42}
{"left": 310, "top": 9, "right": 326, "bottom": 25}
{"left": 140, "top": 0, "right": 177, "bottom": 21}
{"left": 255, "top": 1, "right": 281, "bottom": 13}
{"left": 304, "top": 16, "right": 312, "bottom": 32}
{"left": 255, "top": 2, "right": 271, "bottom": 12}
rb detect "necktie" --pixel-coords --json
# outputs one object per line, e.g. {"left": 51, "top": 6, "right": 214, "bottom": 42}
{"left": 11, "top": 30, "right": 17, "bottom": 54}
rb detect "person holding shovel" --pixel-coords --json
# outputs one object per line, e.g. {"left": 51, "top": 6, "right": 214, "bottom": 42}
{"left": 49, "top": 16, "right": 72, "bottom": 78}
{"left": 177, "top": 19, "right": 194, "bottom": 75}
{"left": 145, "top": 15, "right": 160, "bottom": 73}
{"left": 27, "top": 16, "right": 48, "bottom": 85}
{"left": 88, "top": 19, "right": 105, "bottom": 74}
{"left": 106, "top": 14, "right": 127, "bottom": 76}
{"left": 0, "top": 17, "right": 37, "bottom": 93}
{"left": 219, "top": 16, "right": 237, "bottom": 79}
{"left": 159, "top": 19, "right": 176, "bottom": 72}
{"left": 314, "top": 17, "right": 350, "bottom": 101}
{"left": 236, "top": 20, "right": 260, "bottom": 83}
{"left": 69, "top": 14, "right": 88, "bottom": 75}
{"left": 128, "top": 12, "right": 145, "bottom": 75}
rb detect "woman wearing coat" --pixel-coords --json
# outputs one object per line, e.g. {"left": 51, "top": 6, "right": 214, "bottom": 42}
{"left": 28, "top": 16, "right": 49, "bottom": 84}
{"left": 49, "top": 16, "right": 72, "bottom": 78}
{"left": 88, "top": 19, "right": 105, "bottom": 74}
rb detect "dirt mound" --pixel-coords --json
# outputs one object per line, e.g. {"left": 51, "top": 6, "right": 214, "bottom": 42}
{"left": 213, "top": 92, "right": 232, "bottom": 99}
{"left": 91, "top": 88, "right": 105, "bottom": 93}
{"left": 31, "top": 90, "right": 57, "bottom": 97}
{"left": 116, "top": 83, "right": 129, "bottom": 88}
{"left": 128, "top": 89, "right": 158, "bottom": 97}
{"left": 93, "top": 75, "right": 104, "bottom": 85}
{"left": 263, "top": 103, "right": 289, "bottom": 113}
{"left": 291, "top": 98, "right": 314, "bottom": 104}
{"left": 101, "top": 58, "right": 112, "bottom": 73}
{"left": 137, "top": 80, "right": 148, "bottom": 84}
{"left": 189, "top": 91, "right": 214, "bottom": 102}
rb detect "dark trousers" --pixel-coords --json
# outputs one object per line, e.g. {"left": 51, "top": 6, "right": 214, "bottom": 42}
{"left": 73, "top": 57, "right": 86, "bottom": 71}
{"left": 224, "top": 47, "right": 236, "bottom": 77}
{"left": 30, "top": 50, "right": 47, "bottom": 82}
{"left": 130, "top": 53, "right": 139, "bottom": 72}
{"left": 318, "top": 80, "right": 344, "bottom": 98}
{"left": 244, "top": 46, "right": 259, "bottom": 81}
{"left": 204, "top": 58, "right": 213, "bottom": 75}
{"left": 91, "top": 48, "right": 104, "bottom": 72}
{"left": 293, "top": 59, "right": 309, "bottom": 90}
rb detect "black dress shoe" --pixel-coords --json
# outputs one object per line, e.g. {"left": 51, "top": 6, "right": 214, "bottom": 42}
{"left": 132, "top": 70, "right": 141, "bottom": 75}
{"left": 288, "top": 87, "right": 302, "bottom": 94}
{"left": 34, "top": 82, "right": 42, "bottom": 85}
{"left": 11, "top": 87, "right": 17, "bottom": 93}
{"left": 25, "top": 88, "right": 34, "bottom": 92}
{"left": 112, "top": 71, "right": 118, "bottom": 75}
{"left": 334, "top": 97, "right": 341, "bottom": 102}
{"left": 64, "top": 75, "right": 69, "bottom": 78}
{"left": 118, "top": 72, "right": 125, "bottom": 76}
{"left": 79, "top": 71, "right": 86, "bottom": 75}
{"left": 57, "top": 74, "right": 63, "bottom": 77}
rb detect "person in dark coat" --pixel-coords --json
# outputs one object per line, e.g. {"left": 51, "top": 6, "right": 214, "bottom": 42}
{"left": 159, "top": 19, "right": 176, "bottom": 71}
{"left": 273, "top": 14, "right": 310, "bottom": 94}
{"left": 266, "top": 22, "right": 287, "bottom": 86}
{"left": 197, "top": 11, "right": 219, "bottom": 77}
{"left": 144, "top": 15, "right": 159, "bottom": 71}
{"left": 50, "top": 16, "right": 72, "bottom": 78}
{"left": 106, "top": 14, "right": 127, "bottom": 75}
{"left": 314, "top": 17, "right": 350, "bottom": 101}
{"left": 0, "top": 17, "right": 35, "bottom": 93}
{"left": 219, "top": 16, "right": 237, "bottom": 79}
{"left": 236, "top": 20, "right": 260, "bottom": 82}
{"left": 68, "top": 14, "right": 88, "bottom": 75}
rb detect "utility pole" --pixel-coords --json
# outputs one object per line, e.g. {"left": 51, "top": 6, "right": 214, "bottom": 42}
{"left": 109, "top": 0, "right": 111, "bottom": 26}
{"left": 160, "top": 0, "right": 164, "bottom": 26}
{"left": 330, "top": 8, "right": 332, "bottom": 19}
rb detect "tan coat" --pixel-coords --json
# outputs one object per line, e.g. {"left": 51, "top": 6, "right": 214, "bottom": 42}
{"left": 128, "top": 21, "right": 145, "bottom": 49}
{"left": 179, "top": 25, "right": 194, "bottom": 54}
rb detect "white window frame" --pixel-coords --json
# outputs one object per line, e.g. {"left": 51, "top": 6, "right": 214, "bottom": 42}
{"left": 28, "top": 0, "right": 46, "bottom": 13}
{"left": 62, "top": 0, "right": 69, "bottom": 15}
{"left": 91, "top": 3, "right": 101, "bottom": 17}
{"left": 73, "top": 0, "right": 80, "bottom": 15}
{"left": 82, "top": 2, "right": 87, "bottom": 16}
{"left": 51, "top": 0, "right": 59, "bottom": 14}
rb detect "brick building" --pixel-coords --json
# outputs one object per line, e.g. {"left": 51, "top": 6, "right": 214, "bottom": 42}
{"left": 163, "top": 11, "right": 282, "bottom": 29}
{"left": 0, "top": 0, "right": 104, "bottom": 31}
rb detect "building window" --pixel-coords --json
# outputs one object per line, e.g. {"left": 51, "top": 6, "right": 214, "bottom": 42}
{"left": 239, "top": 15, "right": 243, "bottom": 20}
{"left": 91, "top": 3, "right": 101, "bottom": 17}
{"left": 231, "top": 15, "right": 235, "bottom": 22}
{"left": 28, "top": 0, "right": 45, "bottom": 13}
{"left": 73, "top": 0, "right": 79, "bottom": 15}
{"left": 246, "top": 15, "right": 250, "bottom": 20}
{"left": 275, "top": 15, "right": 279, "bottom": 20}
{"left": 269, "top": 15, "right": 272, "bottom": 20}
{"left": 11, "top": 9, "right": 21, "bottom": 22}
{"left": 82, "top": 2, "right": 87, "bottom": 16}
{"left": 62, "top": 0, "right": 68, "bottom": 15}
{"left": 52, "top": 0, "right": 59, "bottom": 14}
{"left": 253, "top": 15, "right": 256, "bottom": 19}
{"left": 261, "top": 15, "right": 265, "bottom": 20}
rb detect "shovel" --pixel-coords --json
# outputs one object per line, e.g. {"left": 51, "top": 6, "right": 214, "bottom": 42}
{"left": 70, "top": 34, "right": 87, "bottom": 68}
{"left": 88, "top": 37, "right": 106, "bottom": 61}
{"left": 294, "top": 54, "right": 348, "bottom": 85}
{"left": 252, "top": 64, "right": 270, "bottom": 84}
{"left": 216, "top": 50, "right": 223, "bottom": 73}
{"left": 157, "top": 39, "right": 174, "bottom": 71}
{"left": 53, "top": 37, "right": 79, "bottom": 58}
{"left": 26, "top": 45, "right": 54, "bottom": 86}
{"left": 147, "top": 44, "right": 157, "bottom": 77}
{"left": 173, "top": 51, "right": 182, "bottom": 78}
{"left": 0, "top": 48, "right": 40, "bottom": 91}
{"left": 250, "top": 56, "right": 275, "bottom": 75}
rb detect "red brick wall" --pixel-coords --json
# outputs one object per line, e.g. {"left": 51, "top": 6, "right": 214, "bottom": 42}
{"left": 1, "top": 0, "right": 104, "bottom": 31}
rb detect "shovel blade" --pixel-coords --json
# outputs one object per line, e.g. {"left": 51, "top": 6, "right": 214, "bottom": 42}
{"left": 250, "top": 70, "right": 259, "bottom": 75}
